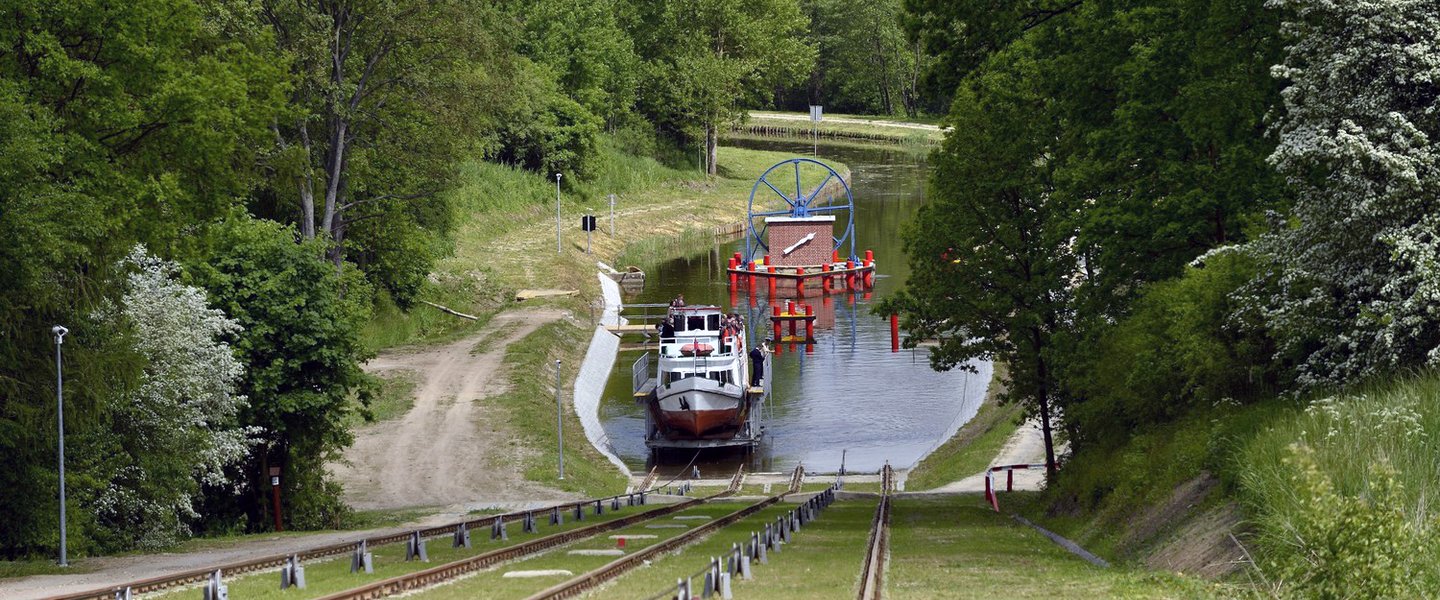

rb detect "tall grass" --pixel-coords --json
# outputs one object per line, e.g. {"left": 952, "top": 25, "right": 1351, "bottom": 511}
{"left": 1237, "top": 372, "right": 1440, "bottom": 592}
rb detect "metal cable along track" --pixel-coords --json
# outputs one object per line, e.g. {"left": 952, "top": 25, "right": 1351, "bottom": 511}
{"left": 857, "top": 463, "right": 894, "bottom": 600}
{"left": 46, "top": 490, "right": 669, "bottom": 600}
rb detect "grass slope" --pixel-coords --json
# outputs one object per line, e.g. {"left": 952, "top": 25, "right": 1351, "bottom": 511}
{"left": 888, "top": 495, "right": 1213, "bottom": 599}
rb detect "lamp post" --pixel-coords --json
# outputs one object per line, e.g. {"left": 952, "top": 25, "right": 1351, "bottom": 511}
{"left": 555, "top": 173, "right": 563, "bottom": 254}
{"left": 52, "top": 325, "right": 69, "bottom": 567}
{"left": 554, "top": 359, "right": 564, "bottom": 480}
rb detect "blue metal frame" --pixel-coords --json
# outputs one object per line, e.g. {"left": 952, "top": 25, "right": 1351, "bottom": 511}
{"left": 745, "top": 158, "right": 855, "bottom": 264}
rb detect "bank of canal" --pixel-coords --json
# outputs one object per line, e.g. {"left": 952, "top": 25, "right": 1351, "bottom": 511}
{"left": 598, "top": 139, "right": 991, "bottom": 475}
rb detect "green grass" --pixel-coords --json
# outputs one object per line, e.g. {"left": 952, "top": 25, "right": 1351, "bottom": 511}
{"left": 491, "top": 319, "right": 629, "bottom": 496}
{"left": 746, "top": 110, "right": 946, "bottom": 144}
{"left": 148, "top": 502, "right": 655, "bottom": 600}
{"left": 589, "top": 499, "right": 876, "bottom": 598}
{"left": 1236, "top": 372, "right": 1440, "bottom": 590}
{"left": 413, "top": 500, "right": 764, "bottom": 599}
{"left": 0, "top": 560, "right": 96, "bottom": 578}
{"left": 888, "top": 495, "right": 1216, "bottom": 599}
{"left": 905, "top": 363, "right": 1023, "bottom": 491}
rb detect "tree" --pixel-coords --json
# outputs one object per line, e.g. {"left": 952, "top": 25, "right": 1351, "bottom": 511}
{"left": 1242, "top": 0, "right": 1440, "bottom": 388}
{"left": 0, "top": 0, "right": 283, "bottom": 556}
{"left": 92, "top": 247, "right": 254, "bottom": 549}
{"left": 631, "top": 0, "right": 815, "bottom": 174}
{"left": 186, "top": 217, "right": 372, "bottom": 530}
{"left": 258, "top": 0, "right": 494, "bottom": 281}
{"left": 881, "top": 41, "right": 1074, "bottom": 475}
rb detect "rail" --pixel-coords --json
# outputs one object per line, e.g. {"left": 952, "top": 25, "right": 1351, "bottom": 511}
{"left": 527, "top": 468, "right": 794, "bottom": 600}
{"left": 983, "top": 463, "right": 1048, "bottom": 512}
{"left": 47, "top": 490, "right": 661, "bottom": 600}
{"left": 307, "top": 488, "right": 734, "bottom": 600}
{"left": 640, "top": 483, "right": 842, "bottom": 600}
{"left": 632, "top": 352, "right": 652, "bottom": 394}
{"left": 857, "top": 463, "right": 894, "bottom": 600}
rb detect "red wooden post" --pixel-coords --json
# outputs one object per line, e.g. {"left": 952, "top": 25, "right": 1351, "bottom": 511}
{"left": 1006, "top": 469, "right": 1014, "bottom": 492}
{"left": 865, "top": 249, "right": 873, "bottom": 263}
{"left": 747, "top": 261, "right": 757, "bottom": 289}
{"left": 821, "top": 264, "right": 832, "bottom": 294}
{"left": 269, "top": 466, "right": 284, "bottom": 532}
{"left": 832, "top": 249, "right": 840, "bottom": 263}
{"left": 796, "top": 267, "right": 805, "bottom": 297}
{"left": 845, "top": 260, "right": 856, "bottom": 291}
{"left": 767, "top": 266, "right": 777, "bottom": 296}
{"left": 805, "top": 304, "right": 814, "bottom": 341}
{"left": 890, "top": 314, "right": 899, "bottom": 353}
{"left": 728, "top": 258, "right": 737, "bottom": 287}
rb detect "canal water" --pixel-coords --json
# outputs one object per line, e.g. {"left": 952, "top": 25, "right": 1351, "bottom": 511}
{"left": 598, "top": 139, "right": 992, "bottom": 475}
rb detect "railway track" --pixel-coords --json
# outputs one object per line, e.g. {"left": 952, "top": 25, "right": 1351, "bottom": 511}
{"left": 46, "top": 490, "right": 664, "bottom": 600}
{"left": 856, "top": 463, "right": 894, "bottom": 600}
{"left": 294, "top": 466, "right": 765, "bottom": 600}
{"left": 524, "top": 466, "right": 802, "bottom": 600}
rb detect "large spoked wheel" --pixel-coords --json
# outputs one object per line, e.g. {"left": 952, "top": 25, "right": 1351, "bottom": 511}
{"left": 745, "top": 158, "right": 855, "bottom": 263}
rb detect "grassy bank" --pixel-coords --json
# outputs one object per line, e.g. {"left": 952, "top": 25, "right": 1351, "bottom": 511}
{"left": 888, "top": 495, "right": 1212, "bottom": 599}
{"left": 745, "top": 110, "right": 945, "bottom": 145}
{"left": 1021, "top": 371, "right": 1440, "bottom": 596}
{"left": 904, "top": 363, "right": 1022, "bottom": 491}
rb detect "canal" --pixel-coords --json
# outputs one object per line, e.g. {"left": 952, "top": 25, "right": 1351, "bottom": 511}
{"left": 598, "top": 138, "right": 992, "bottom": 475}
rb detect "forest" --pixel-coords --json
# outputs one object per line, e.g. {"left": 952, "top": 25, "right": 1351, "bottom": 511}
{"left": 0, "top": 0, "right": 932, "bottom": 558}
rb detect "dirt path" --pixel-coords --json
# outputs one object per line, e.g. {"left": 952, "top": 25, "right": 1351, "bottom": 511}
{"left": 331, "top": 308, "right": 577, "bottom": 512}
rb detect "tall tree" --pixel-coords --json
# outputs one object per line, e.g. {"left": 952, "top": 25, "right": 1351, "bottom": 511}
{"left": 259, "top": 0, "right": 491, "bottom": 279}
{"left": 1242, "top": 0, "right": 1440, "bottom": 388}
{"left": 881, "top": 41, "right": 1074, "bottom": 475}
{"left": 187, "top": 217, "right": 372, "bottom": 530}
{"left": 631, "top": 0, "right": 815, "bottom": 174}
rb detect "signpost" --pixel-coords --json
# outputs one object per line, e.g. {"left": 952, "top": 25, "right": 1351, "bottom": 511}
{"left": 808, "top": 105, "right": 823, "bottom": 156}
{"left": 269, "top": 466, "right": 283, "bottom": 532}
{"left": 608, "top": 194, "right": 616, "bottom": 236}
{"left": 555, "top": 359, "right": 565, "bottom": 480}
{"left": 581, "top": 214, "right": 597, "bottom": 254}
{"left": 554, "top": 173, "right": 563, "bottom": 253}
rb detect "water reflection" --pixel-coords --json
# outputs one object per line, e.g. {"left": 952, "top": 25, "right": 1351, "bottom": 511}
{"left": 599, "top": 139, "right": 992, "bottom": 475}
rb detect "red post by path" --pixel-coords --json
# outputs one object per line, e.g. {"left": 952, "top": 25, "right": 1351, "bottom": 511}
{"left": 890, "top": 314, "right": 899, "bottom": 353}
{"left": 269, "top": 466, "right": 284, "bottom": 532}
{"left": 767, "top": 266, "right": 777, "bottom": 297}
{"left": 805, "top": 304, "right": 814, "bottom": 341}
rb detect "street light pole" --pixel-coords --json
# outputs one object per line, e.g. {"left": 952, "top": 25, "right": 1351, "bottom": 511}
{"left": 52, "top": 325, "right": 68, "bottom": 567}
{"left": 554, "top": 359, "right": 565, "bottom": 480}
{"left": 555, "top": 173, "right": 563, "bottom": 253}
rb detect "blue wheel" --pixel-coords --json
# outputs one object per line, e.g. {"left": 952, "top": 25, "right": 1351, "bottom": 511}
{"left": 745, "top": 158, "right": 855, "bottom": 264}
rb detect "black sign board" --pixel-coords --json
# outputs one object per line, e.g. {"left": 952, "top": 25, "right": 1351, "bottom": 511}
{"left": 581, "top": 215, "right": 597, "bottom": 231}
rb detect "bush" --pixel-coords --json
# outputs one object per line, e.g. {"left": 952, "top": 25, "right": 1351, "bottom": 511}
{"left": 1256, "top": 445, "right": 1434, "bottom": 598}
{"left": 1238, "top": 374, "right": 1440, "bottom": 596}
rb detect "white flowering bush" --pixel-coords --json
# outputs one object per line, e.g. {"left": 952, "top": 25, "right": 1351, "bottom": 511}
{"left": 1245, "top": 0, "right": 1440, "bottom": 388}
{"left": 92, "top": 246, "right": 257, "bottom": 549}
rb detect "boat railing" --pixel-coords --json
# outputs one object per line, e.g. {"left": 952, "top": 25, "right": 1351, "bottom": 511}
{"left": 658, "top": 333, "right": 742, "bottom": 358}
{"left": 632, "top": 352, "right": 652, "bottom": 394}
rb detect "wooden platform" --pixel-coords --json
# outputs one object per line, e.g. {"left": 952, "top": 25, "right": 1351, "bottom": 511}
{"left": 726, "top": 261, "right": 875, "bottom": 279}
{"left": 605, "top": 324, "right": 654, "bottom": 335}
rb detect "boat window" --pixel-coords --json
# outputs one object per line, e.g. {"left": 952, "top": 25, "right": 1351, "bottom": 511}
{"left": 688, "top": 315, "right": 704, "bottom": 330}
{"left": 707, "top": 314, "right": 720, "bottom": 330}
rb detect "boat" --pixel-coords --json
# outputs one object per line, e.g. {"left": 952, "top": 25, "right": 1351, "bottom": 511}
{"left": 637, "top": 305, "right": 764, "bottom": 444}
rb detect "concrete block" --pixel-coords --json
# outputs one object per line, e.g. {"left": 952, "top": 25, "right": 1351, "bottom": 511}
{"left": 502, "top": 570, "right": 574, "bottom": 578}
{"left": 567, "top": 549, "right": 625, "bottom": 556}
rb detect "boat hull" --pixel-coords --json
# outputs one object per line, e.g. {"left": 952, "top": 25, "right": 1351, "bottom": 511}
{"left": 650, "top": 379, "right": 748, "bottom": 439}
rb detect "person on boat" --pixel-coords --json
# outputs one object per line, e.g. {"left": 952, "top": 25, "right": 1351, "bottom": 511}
{"left": 658, "top": 318, "right": 675, "bottom": 339}
{"left": 749, "top": 338, "right": 771, "bottom": 387}
{"left": 670, "top": 293, "right": 686, "bottom": 308}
